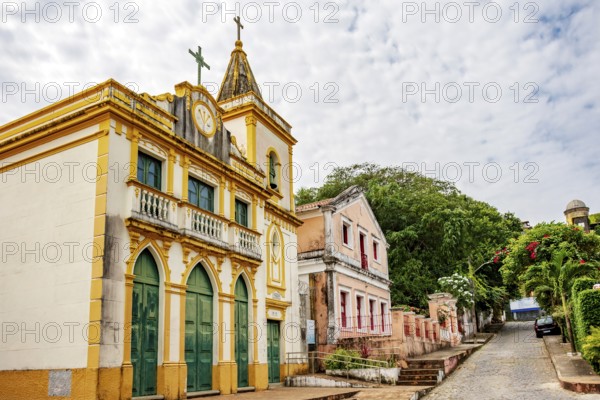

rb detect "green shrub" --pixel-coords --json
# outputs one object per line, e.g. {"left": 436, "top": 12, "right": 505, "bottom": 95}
{"left": 581, "top": 326, "right": 600, "bottom": 374}
{"left": 574, "top": 290, "right": 600, "bottom": 349}
{"left": 323, "top": 349, "right": 361, "bottom": 370}
{"left": 323, "top": 348, "right": 388, "bottom": 370}
{"left": 572, "top": 278, "right": 598, "bottom": 301}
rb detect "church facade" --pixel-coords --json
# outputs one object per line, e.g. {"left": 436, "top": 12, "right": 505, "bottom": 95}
{"left": 0, "top": 37, "right": 305, "bottom": 399}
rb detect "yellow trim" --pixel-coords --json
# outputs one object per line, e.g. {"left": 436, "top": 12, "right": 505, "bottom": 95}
{"left": 125, "top": 238, "right": 172, "bottom": 280}
{"left": 167, "top": 149, "right": 176, "bottom": 195}
{"left": 288, "top": 146, "right": 295, "bottom": 212}
{"left": 0, "top": 368, "right": 120, "bottom": 399}
{"left": 123, "top": 273, "right": 135, "bottom": 364}
{"left": 0, "top": 79, "right": 175, "bottom": 142}
{"left": 0, "top": 129, "right": 108, "bottom": 174}
{"left": 0, "top": 113, "right": 108, "bottom": 159}
{"left": 218, "top": 296, "right": 231, "bottom": 362}
{"left": 87, "top": 126, "right": 110, "bottom": 377}
{"left": 180, "top": 254, "right": 223, "bottom": 293}
{"left": 179, "top": 289, "right": 187, "bottom": 362}
{"left": 128, "top": 129, "right": 141, "bottom": 180}
{"left": 181, "top": 156, "right": 190, "bottom": 202}
{"left": 248, "top": 363, "right": 269, "bottom": 390}
{"left": 245, "top": 115, "right": 257, "bottom": 165}
{"left": 230, "top": 289, "right": 235, "bottom": 367}
{"left": 252, "top": 195, "right": 258, "bottom": 230}
{"left": 266, "top": 223, "right": 285, "bottom": 292}
{"left": 0, "top": 97, "right": 102, "bottom": 142}
{"left": 230, "top": 182, "right": 236, "bottom": 222}
{"left": 220, "top": 177, "right": 226, "bottom": 216}
{"left": 164, "top": 290, "right": 172, "bottom": 362}
{"left": 253, "top": 299, "right": 259, "bottom": 364}
{"left": 222, "top": 102, "right": 297, "bottom": 146}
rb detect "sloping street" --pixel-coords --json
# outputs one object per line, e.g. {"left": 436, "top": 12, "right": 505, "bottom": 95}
{"left": 424, "top": 322, "right": 600, "bottom": 399}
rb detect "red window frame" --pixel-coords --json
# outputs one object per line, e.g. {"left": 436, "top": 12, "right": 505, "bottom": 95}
{"left": 342, "top": 224, "right": 349, "bottom": 245}
{"left": 369, "top": 299, "right": 376, "bottom": 331}
{"left": 356, "top": 296, "right": 362, "bottom": 329}
{"left": 340, "top": 292, "right": 347, "bottom": 328}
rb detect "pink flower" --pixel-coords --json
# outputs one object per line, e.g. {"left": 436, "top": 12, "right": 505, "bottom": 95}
{"left": 580, "top": 259, "right": 585, "bottom": 264}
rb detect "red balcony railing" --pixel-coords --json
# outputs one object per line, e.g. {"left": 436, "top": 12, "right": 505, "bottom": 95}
{"left": 361, "top": 253, "right": 368, "bottom": 269}
{"left": 336, "top": 314, "right": 392, "bottom": 338}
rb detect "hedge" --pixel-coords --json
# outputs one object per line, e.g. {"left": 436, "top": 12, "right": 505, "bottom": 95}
{"left": 574, "top": 289, "right": 600, "bottom": 351}
{"left": 571, "top": 277, "right": 598, "bottom": 301}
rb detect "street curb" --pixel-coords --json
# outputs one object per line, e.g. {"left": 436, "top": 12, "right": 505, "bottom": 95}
{"left": 409, "top": 386, "right": 435, "bottom": 400}
{"left": 543, "top": 336, "right": 600, "bottom": 394}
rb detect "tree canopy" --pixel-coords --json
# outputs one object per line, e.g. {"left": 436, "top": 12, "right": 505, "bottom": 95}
{"left": 500, "top": 222, "right": 600, "bottom": 301}
{"left": 296, "top": 163, "right": 523, "bottom": 308}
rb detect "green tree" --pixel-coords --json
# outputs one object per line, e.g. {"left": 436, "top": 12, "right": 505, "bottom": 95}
{"left": 523, "top": 249, "right": 598, "bottom": 352}
{"left": 296, "top": 163, "right": 522, "bottom": 309}
{"left": 501, "top": 222, "right": 600, "bottom": 299}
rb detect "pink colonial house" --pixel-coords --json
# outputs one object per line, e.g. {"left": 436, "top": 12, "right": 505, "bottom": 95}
{"left": 296, "top": 186, "right": 392, "bottom": 346}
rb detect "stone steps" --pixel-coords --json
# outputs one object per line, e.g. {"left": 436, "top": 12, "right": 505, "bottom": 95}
{"left": 397, "top": 360, "right": 443, "bottom": 387}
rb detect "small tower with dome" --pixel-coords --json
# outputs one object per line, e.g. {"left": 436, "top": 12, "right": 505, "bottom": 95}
{"left": 564, "top": 199, "right": 590, "bottom": 232}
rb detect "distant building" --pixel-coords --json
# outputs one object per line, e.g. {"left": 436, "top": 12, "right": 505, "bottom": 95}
{"left": 509, "top": 297, "right": 541, "bottom": 321}
{"left": 564, "top": 199, "right": 600, "bottom": 232}
{"left": 295, "top": 186, "right": 392, "bottom": 348}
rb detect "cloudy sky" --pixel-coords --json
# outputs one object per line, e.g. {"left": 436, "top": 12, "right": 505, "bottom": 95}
{"left": 1, "top": 0, "right": 598, "bottom": 224}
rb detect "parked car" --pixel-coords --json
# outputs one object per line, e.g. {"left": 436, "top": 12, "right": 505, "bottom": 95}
{"left": 534, "top": 316, "right": 561, "bottom": 338}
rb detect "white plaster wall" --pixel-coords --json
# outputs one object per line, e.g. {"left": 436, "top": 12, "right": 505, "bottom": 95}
{"left": 0, "top": 134, "right": 99, "bottom": 370}
{"left": 222, "top": 117, "right": 247, "bottom": 155}
{"left": 99, "top": 127, "right": 133, "bottom": 368}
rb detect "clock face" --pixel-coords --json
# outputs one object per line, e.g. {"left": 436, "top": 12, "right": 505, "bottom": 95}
{"left": 192, "top": 101, "right": 217, "bottom": 137}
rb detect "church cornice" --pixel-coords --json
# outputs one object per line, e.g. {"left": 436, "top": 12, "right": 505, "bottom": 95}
{"left": 221, "top": 102, "right": 297, "bottom": 147}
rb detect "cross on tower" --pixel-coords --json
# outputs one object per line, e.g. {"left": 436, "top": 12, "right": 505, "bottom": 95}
{"left": 188, "top": 45, "right": 210, "bottom": 86}
{"left": 234, "top": 16, "right": 244, "bottom": 41}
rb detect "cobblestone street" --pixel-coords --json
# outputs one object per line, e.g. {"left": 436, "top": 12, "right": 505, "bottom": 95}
{"left": 424, "top": 322, "right": 600, "bottom": 400}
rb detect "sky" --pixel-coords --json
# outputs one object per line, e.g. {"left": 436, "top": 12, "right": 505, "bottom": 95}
{"left": 1, "top": 0, "right": 599, "bottom": 224}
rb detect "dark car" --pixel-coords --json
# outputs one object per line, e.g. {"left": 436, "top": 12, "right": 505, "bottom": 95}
{"left": 534, "top": 316, "right": 561, "bottom": 338}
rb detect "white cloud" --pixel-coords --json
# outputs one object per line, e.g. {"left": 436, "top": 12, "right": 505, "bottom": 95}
{"left": 1, "top": 0, "right": 598, "bottom": 224}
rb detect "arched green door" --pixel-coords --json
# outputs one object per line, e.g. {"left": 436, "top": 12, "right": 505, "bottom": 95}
{"left": 131, "top": 249, "right": 160, "bottom": 397}
{"left": 234, "top": 278, "right": 249, "bottom": 388}
{"left": 185, "top": 264, "right": 214, "bottom": 392}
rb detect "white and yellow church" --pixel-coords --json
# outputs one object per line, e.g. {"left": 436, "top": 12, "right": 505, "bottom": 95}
{"left": 0, "top": 31, "right": 306, "bottom": 399}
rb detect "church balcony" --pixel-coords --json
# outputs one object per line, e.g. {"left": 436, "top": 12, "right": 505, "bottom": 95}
{"left": 180, "top": 204, "right": 229, "bottom": 250}
{"left": 128, "top": 181, "right": 178, "bottom": 230}
{"left": 231, "top": 224, "right": 262, "bottom": 260}
{"left": 127, "top": 182, "right": 262, "bottom": 260}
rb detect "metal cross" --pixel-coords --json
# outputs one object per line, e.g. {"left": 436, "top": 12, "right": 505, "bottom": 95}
{"left": 234, "top": 16, "right": 244, "bottom": 41}
{"left": 188, "top": 46, "right": 210, "bottom": 85}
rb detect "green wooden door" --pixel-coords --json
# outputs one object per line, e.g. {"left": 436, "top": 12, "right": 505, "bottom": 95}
{"left": 267, "top": 320, "right": 280, "bottom": 383}
{"left": 234, "top": 278, "right": 249, "bottom": 388}
{"left": 131, "top": 249, "right": 160, "bottom": 397}
{"left": 185, "top": 265, "right": 214, "bottom": 392}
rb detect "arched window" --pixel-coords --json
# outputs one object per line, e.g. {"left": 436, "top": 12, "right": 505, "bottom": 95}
{"left": 268, "top": 152, "right": 279, "bottom": 191}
